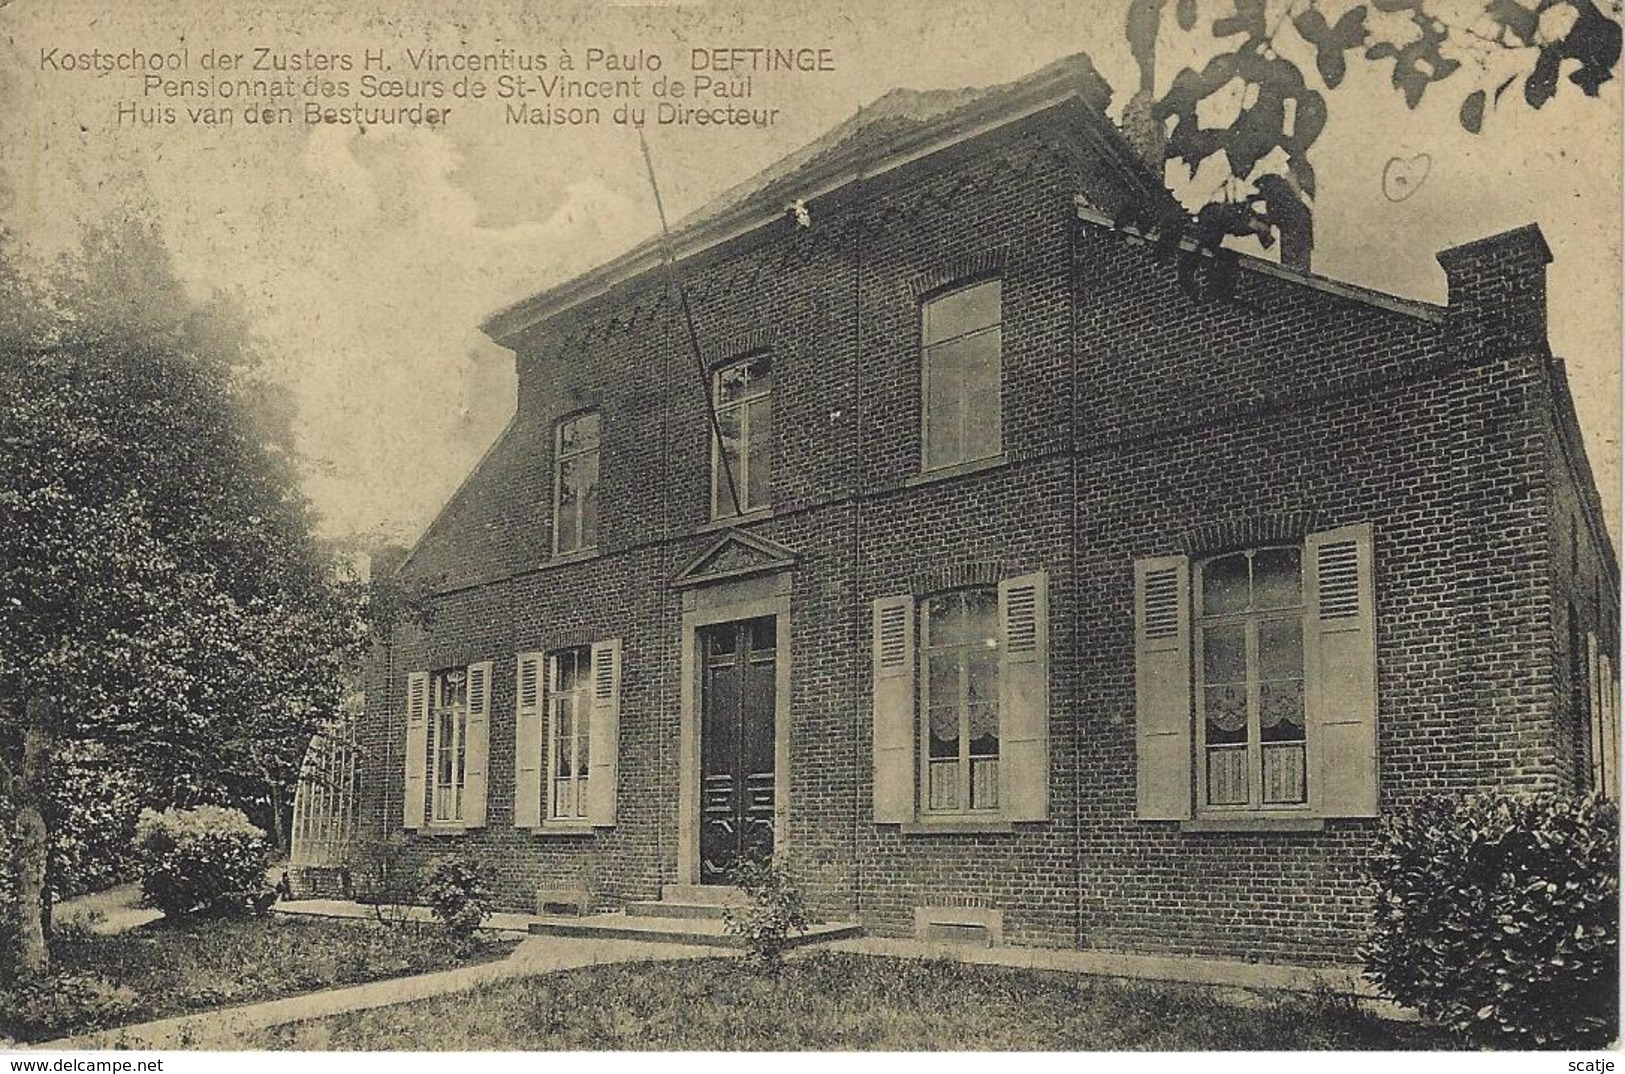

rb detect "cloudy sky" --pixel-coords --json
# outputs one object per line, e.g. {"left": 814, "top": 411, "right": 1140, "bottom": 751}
{"left": 1, "top": 0, "right": 1618, "bottom": 548}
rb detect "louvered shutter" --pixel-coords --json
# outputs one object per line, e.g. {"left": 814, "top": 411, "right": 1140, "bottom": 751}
{"left": 513, "top": 652, "right": 545, "bottom": 828}
{"left": 998, "top": 572, "right": 1050, "bottom": 821}
{"left": 1305, "top": 524, "right": 1378, "bottom": 817}
{"left": 1587, "top": 633, "right": 1603, "bottom": 792}
{"left": 462, "top": 660, "right": 492, "bottom": 827}
{"left": 403, "top": 671, "right": 429, "bottom": 830}
{"left": 872, "top": 594, "right": 916, "bottom": 824}
{"left": 1135, "top": 556, "right": 1192, "bottom": 820}
{"left": 587, "top": 638, "right": 622, "bottom": 826}
{"left": 1608, "top": 663, "right": 1620, "bottom": 801}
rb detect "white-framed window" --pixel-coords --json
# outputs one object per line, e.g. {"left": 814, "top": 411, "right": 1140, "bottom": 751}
{"left": 921, "top": 588, "right": 1001, "bottom": 813}
{"left": 871, "top": 572, "right": 1049, "bottom": 826}
{"left": 554, "top": 411, "right": 600, "bottom": 554}
{"left": 712, "top": 353, "right": 772, "bottom": 517}
{"left": 921, "top": 278, "right": 1001, "bottom": 471}
{"left": 548, "top": 646, "right": 594, "bottom": 822}
{"left": 1195, "top": 547, "right": 1307, "bottom": 810}
{"left": 430, "top": 667, "right": 470, "bottom": 823}
{"left": 1134, "top": 524, "right": 1378, "bottom": 823}
{"left": 1585, "top": 631, "right": 1619, "bottom": 800}
{"left": 403, "top": 663, "right": 490, "bottom": 831}
{"left": 513, "top": 641, "right": 623, "bottom": 829}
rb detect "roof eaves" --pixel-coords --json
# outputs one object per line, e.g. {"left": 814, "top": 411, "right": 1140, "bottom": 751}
{"left": 481, "top": 62, "right": 1137, "bottom": 347}
{"left": 392, "top": 414, "right": 518, "bottom": 582}
{"left": 1072, "top": 202, "right": 1445, "bottom": 324}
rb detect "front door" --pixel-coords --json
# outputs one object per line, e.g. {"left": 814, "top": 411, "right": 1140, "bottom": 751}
{"left": 699, "top": 615, "right": 776, "bottom": 884}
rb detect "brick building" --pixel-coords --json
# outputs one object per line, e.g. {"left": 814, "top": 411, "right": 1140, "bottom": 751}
{"left": 345, "top": 54, "right": 1620, "bottom": 964}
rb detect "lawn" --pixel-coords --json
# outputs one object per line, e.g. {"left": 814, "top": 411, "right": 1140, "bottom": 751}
{"left": 1, "top": 912, "right": 519, "bottom": 1043}
{"left": 251, "top": 951, "right": 1456, "bottom": 1051}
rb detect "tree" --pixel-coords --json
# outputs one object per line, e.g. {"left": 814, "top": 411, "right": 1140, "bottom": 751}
{"left": 1120, "top": 0, "right": 1621, "bottom": 273}
{"left": 0, "top": 218, "right": 367, "bottom": 973}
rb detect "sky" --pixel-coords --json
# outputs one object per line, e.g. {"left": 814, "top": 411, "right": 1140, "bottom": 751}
{"left": 1, "top": 0, "right": 1619, "bottom": 550}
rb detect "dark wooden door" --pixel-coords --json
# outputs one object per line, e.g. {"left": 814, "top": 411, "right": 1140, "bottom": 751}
{"left": 699, "top": 616, "right": 776, "bottom": 884}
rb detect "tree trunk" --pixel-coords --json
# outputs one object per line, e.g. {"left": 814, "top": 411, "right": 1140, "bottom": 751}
{"left": 269, "top": 781, "right": 287, "bottom": 855}
{"left": 12, "top": 700, "right": 55, "bottom": 974}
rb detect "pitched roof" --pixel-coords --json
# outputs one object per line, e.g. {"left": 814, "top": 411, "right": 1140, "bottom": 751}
{"left": 481, "top": 52, "right": 1160, "bottom": 344}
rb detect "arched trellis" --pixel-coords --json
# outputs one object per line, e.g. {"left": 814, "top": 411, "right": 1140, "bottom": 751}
{"left": 289, "top": 696, "right": 362, "bottom": 896}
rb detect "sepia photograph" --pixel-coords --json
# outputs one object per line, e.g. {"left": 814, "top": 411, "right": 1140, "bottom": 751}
{"left": 0, "top": 0, "right": 1619, "bottom": 1056}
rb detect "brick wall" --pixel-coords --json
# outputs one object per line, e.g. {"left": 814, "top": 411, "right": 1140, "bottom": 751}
{"left": 354, "top": 108, "right": 1612, "bottom": 965}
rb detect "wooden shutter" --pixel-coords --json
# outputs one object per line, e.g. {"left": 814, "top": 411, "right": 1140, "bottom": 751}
{"left": 872, "top": 594, "right": 916, "bottom": 824}
{"left": 463, "top": 660, "right": 493, "bottom": 828}
{"left": 1305, "top": 523, "right": 1378, "bottom": 817}
{"left": 1588, "top": 633, "right": 1603, "bottom": 792}
{"left": 587, "top": 638, "right": 622, "bottom": 826}
{"left": 403, "top": 671, "right": 429, "bottom": 830}
{"left": 513, "top": 652, "right": 545, "bottom": 828}
{"left": 1608, "top": 662, "right": 1620, "bottom": 802}
{"left": 1135, "top": 556, "right": 1192, "bottom": 820}
{"left": 999, "top": 572, "right": 1050, "bottom": 821}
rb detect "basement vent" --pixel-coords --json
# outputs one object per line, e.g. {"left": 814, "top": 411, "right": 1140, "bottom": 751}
{"left": 923, "top": 922, "right": 992, "bottom": 947}
{"left": 914, "top": 904, "right": 1003, "bottom": 947}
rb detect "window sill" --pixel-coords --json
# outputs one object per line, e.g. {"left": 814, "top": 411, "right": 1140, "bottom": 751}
{"left": 530, "top": 823, "right": 598, "bottom": 838}
{"left": 542, "top": 548, "right": 601, "bottom": 570}
{"left": 898, "top": 817, "right": 1015, "bottom": 836}
{"left": 1180, "top": 816, "right": 1325, "bottom": 834}
{"left": 905, "top": 453, "right": 1008, "bottom": 488}
{"left": 695, "top": 507, "right": 774, "bottom": 534}
{"left": 416, "top": 825, "right": 470, "bottom": 837}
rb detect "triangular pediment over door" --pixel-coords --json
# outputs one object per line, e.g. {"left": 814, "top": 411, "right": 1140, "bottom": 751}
{"left": 670, "top": 529, "right": 800, "bottom": 589}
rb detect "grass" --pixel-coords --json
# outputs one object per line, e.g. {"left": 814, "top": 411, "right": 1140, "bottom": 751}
{"left": 1, "top": 912, "right": 519, "bottom": 1043}
{"left": 251, "top": 951, "right": 1457, "bottom": 1051}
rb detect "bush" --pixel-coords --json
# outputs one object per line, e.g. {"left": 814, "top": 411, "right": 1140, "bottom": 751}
{"left": 133, "top": 805, "right": 273, "bottom": 919}
{"left": 0, "top": 795, "right": 17, "bottom": 979}
{"left": 1363, "top": 792, "right": 1619, "bottom": 1048}
{"left": 0, "top": 973, "right": 137, "bottom": 1043}
{"left": 423, "top": 857, "right": 491, "bottom": 942}
{"left": 722, "top": 855, "right": 809, "bottom": 971}
{"left": 50, "top": 750, "right": 144, "bottom": 898}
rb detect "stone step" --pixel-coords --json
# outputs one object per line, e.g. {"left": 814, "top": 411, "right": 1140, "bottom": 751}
{"left": 625, "top": 900, "right": 729, "bottom": 920}
{"left": 529, "top": 912, "right": 861, "bottom": 949}
{"left": 660, "top": 883, "right": 748, "bottom": 906}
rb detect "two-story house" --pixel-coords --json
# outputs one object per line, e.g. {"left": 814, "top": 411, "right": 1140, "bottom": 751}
{"left": 347, "top": 53, "right": 1619, "bottom": 965}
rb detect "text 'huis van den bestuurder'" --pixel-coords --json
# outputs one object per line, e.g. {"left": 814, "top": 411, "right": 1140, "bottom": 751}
{"left": 37, "top": 43, "right": 836, "bottom": 131}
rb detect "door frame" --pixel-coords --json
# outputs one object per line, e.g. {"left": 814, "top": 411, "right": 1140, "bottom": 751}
{"left": 678, "top": 572, "right": 791, "bottom": 886}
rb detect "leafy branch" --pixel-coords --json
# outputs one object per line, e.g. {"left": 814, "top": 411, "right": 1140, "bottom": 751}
{"left": 1125, "top": 0, "right": 1621, "bottom": 277}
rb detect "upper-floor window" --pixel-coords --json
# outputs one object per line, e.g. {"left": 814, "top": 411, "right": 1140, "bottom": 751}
{"left": 921, "top": 279, "right": 1001, "bottom": 471}
{"left": 712, "top": 354, "right": 772, "bottom": 517}
{"left": 554, "top": 411, "right": 600, "bottom": 554}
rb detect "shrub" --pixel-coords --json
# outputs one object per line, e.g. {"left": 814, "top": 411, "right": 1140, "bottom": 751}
{"left": 50, "top": 747, "right": 144, "bottom": 898}
{"left": 0, "top": 796, "right": 17, "bottom": 979}
{"left": 423, "top": 857, "right": 491, "bottom": 942}
{"left": 0, "top": 973, "right": 137, "bottom": 1042}
{"left": 133, "top": 805, "right": 273, "bottom": 919}
{"left": 1363, "top": 792, "right": 1619, "bottom": 1048}
{"left": 722, "top": 855, "right": 809, "bottom": 971}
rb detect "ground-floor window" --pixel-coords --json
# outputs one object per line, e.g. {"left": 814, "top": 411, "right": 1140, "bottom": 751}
{"left": 431, "top": 666, "right": 469, "bottom": 823}
{"left": 922, "top": 587, "right": 1001, "bottom": 813}
{"left": 1196, "top": 547, "right": 1307, "bottom": 809}
{"left": 549, "top": 646, "right": 593, "bottom": 821}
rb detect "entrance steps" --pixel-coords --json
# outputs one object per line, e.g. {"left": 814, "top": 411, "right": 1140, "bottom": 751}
{"left": 528, "top": 884, "right": 862, "bottom": 949}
